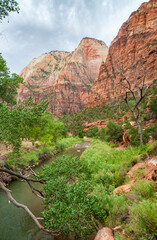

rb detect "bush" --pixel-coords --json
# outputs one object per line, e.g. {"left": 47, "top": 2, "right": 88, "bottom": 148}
{"left": 150, "top": 97, "right": 157, "bottom": 117}
{"left": 97, "top": 128, "right": 107, "bottom": 140}
{"left": 127, "top": 126, "right": 150, "bottom": 146}
{"left": 104, "top": 194, "right": 129, "bottom": 228}
{"left": 40, "top": 155, "right": 100, "bottom": 238}
{"left": 86, "top": 126, "right": 98, "bottom": 137}
{"left": 132, "top": 180, "right": 156, "bottom": 200}
{"left": 150, "top": 123, "right": 157, "bottom": 140}
{"left": 78, "top": 131, "right": 83, "bottom": 138}
{"left": 106, "top": 121, "right": 123, "bottom": 142}
{"left": 58, "top": 137, "right": 83, "bottom": 148}
{"left": 130, "top": 199, "right": 157, "bottom": 238}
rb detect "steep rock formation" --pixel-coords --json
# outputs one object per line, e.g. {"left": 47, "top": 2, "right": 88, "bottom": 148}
{"left": 18, "top": 38, "right": 108, "bottom": 115}
{"left": 88, "top": 0, "right": 157, "bottom": 106}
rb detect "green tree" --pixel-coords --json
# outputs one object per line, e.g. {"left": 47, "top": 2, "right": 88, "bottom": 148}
{"left": 0, "top": 53, "right": 23, "bottom": 105}
{"left": 0, "top": 0, "right": 19, "bottom": 21}
{"left": 106, "top": 121, "right": 122, "bottom": 142}
{"left": 0, "top": 98, "right": 48, "bottom": 152}
{"left": 39, "top": 112, "right": 67, "bottom": 146}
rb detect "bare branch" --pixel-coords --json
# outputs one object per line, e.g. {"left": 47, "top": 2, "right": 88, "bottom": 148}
{"left": 0, "top": 182, "right": 50, "bottom": 234}
{"left": 27, "top": 181, "right": 45, "bottom": 200}
{"left": 132, "top": 81, "right": 156, "bottom": 111}
{"left": 0, "top": 168, "right": 43, "bottom": 183}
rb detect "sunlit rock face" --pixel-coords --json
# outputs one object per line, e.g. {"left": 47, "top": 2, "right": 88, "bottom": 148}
{"left": 18, "top": 37, "right": 108, "bottom": 115}
{"left": 87, "top": 0, "right": 157, "bottom": 107}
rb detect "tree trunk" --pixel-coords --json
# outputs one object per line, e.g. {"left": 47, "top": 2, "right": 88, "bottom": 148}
{"left": 136, "top": 119, "right": 144, "bottom": 145}
{"left": 132, "top": 111, "right": 144, "bottom": 145}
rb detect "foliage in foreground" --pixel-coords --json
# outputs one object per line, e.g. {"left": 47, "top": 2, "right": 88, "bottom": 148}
{"left": 0, "top": 0, "right": 19, "bottom": 22}
{"left": 40, "top": 155, "right": 99, "bottom": 238}
{"left": 39, "top": 140, "right": 157, "bottom": 239}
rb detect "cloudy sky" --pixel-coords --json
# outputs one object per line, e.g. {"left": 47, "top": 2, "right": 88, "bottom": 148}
{"left": 0, "top": 0, "right": 148, "bottom": 74}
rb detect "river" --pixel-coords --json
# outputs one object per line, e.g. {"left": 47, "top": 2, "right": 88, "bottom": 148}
{"left": 0, "top": 141, "right": 90, "bottom": 240}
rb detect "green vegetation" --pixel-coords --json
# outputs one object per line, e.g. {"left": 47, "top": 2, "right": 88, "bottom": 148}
{"left": 150, "top": 97, "right": 157, "bottom": 117}
{"left": 0, "top": 53, "right": 23, "bottom": 105}
{"left": 61, "top": 87, "right": 157, "bottom": 146}
{"left": 0, "top": 0, "right": 19, "bottom": 21}
{"left": 0, "top": 9, "right": 156, "bottom": 237}
{"left": 58, "top": 136, "right": 83, "bottom": 148}
{"left": 130, "top": 200, "right": 157, "bottom": 239}
{"left": 86, "top": 126, "right": 98, "bottom": 137}
{"left": 61, "top": 100, "right": 126, "bottom": 135}
{"left": 39, "top": 140, "right": 157, "bottom": 238}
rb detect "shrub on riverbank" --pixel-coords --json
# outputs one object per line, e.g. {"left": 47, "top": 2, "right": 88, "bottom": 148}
{"left": 39, "top": 140, "right": 157, "bottom": 239}
{"left": 58, "top": 136, "right": 83, "bottom": 148}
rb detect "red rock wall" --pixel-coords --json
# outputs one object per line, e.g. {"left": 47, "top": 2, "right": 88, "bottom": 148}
{"left": 87, "top": 0, "right": 157, "bottom": 106}
{"left": 18, "top": 38, "right": 108, "bottom": 115}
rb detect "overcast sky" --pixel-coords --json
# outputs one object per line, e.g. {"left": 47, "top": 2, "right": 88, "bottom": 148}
{"left": 0, "top": 0, "right": 148, "bottom": 74}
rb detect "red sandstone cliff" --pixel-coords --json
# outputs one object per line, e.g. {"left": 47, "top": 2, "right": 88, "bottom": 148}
{"left": 87, "top": 0, "right": 157, "bottom": 106}
{"left": 18, "top": 38, "right": 108, "bottom": 115}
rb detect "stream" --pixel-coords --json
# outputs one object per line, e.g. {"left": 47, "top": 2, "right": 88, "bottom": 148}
{"left": 0, "top": 141, "right": 90, "bottom": 240}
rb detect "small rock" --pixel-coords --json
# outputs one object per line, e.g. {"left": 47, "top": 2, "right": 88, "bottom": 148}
{"left": 94, "top": 227, "right": 114, "bottom": 240}
{"left": 113, "top": 226, "right": 122, "bottom": 232}
{"left": 113, "top": 184, "right": 132, "bottom": 194}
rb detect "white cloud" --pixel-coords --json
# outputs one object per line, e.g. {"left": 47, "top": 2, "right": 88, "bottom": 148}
{"left": 0, "top": 0, "right": 148, "bottom": 73}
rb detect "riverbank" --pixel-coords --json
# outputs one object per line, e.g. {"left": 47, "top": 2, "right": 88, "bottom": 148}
{"left": 1, "top": 139, "right": 156, "bottom": 239}
{"left": 0, "top": 137, "right": 84, "bottom": 185}
{"left": 0, "top": 140, "right": 90, "bottom": 240}
{"left": 80, "top": 140, "right": 157, "bottom": 240}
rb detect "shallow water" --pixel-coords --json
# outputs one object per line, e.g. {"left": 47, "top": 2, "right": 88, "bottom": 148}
{"left": 0, "top": 141, "right": 90, "bottom": 240}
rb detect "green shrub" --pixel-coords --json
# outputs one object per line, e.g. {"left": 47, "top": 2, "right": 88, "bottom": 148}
{"left": 150, "top": 97, "right": 157, "bottom": 117}
{"left": 127, "top": 126, "right": 150, "bottom": 146}
{"left": 86, "top": 126, "right": 98, "bottom": 137}
{"left": 104, "top": 194, "right": 129, "bottom": 228}
{"left": 78, "top": 131, "right": 83, "bottom": 138}
{"left": 132, "top": 180, "right": 156, "bottom": 200}
{"left": 42, "top": 178, "right": 99, "bottom": 239}
{"left": 130, "top": 199, "right": 157, "bottom": 238}
{"left": 58, "top": 137, "right": 83, "bottom": 148}
{"left": 150, "top": 123, "right": 157, "bottom": 140}
{"left": 106, "top": 121, "right": 123, "bottom": 142}
{"left": 97, "top": 128, "right": 107, "bottom": 140}
{"left": 114, "top": 232, "right": 128, "bottom": 240}
{"left": 39, "top": 155, "right": 90, "bottom": 181}
{"left": 40, "top": 155, "right": 101, "bottom": 238}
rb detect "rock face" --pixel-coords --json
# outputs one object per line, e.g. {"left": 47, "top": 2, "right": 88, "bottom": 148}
{"left": 87, "top": 0, "right": 157, "bottom": 106}
{"left": 113, "top": 155, "right": 157, "bottom": 194}
{"left": 18, "top": 38, "right": 108, "bottom": 115}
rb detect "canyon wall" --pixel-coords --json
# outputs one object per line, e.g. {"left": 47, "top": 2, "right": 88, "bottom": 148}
{"left": 18, "top": 38, "right": 108, "bottom": 115}
{"left": 87, "top": 0, "right": 157, "bottom": 106}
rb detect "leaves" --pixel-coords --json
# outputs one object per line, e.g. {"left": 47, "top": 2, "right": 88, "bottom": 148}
{"left": 0, "top": 0, "right": 19, "bottom": 22}
{"left": 0, "top": 53, "right": 23, "bottom": 105}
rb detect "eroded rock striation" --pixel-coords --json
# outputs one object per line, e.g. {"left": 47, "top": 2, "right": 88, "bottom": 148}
{"left": 18, "top": 38, "right": 108, "bottom": 115}
{"left": 87, "top": 0, "right": 157, "bottom": 106}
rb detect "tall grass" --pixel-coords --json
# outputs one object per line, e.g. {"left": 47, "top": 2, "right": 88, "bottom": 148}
{"left": 58, "top": 136, "right": 83, "bottom": 148}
